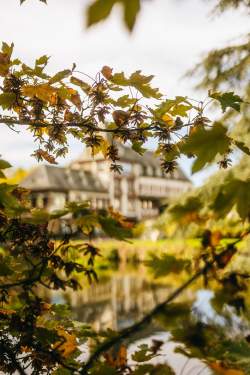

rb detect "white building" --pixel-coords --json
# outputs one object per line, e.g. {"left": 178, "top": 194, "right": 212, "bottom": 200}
{"left": 21, "top": 144, "right": 191, "bottom": 220}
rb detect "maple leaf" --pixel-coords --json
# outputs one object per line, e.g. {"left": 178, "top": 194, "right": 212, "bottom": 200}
{"left": 209, "top": 91, "right": 243, "bottom": 112}
{"left": 53, "top": 327, "right": 77, "bottom": 359}
{"left": 180, "top": 122, "right": 231, "bottom": 173}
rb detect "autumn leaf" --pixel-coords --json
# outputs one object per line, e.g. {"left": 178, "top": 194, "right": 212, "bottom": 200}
{"left": 162, "top": 113, "right": 174, "bottom": 126}
{"left": 70, "top": 76, "right": 91, "bottom": 93}
{"left": 53, "top": 327, "right": 77, "bottom": 359}
{"left": 70, "top": 92, "right": 81, "bottom": 110}
{"left": 0, "top": 52, "right": 10, "bottom": 65}
{"left": 35, "top": 149, "right": 57, "bottom": 164}
{"left": 104, "top": 344, "right": 127, "bottom": 368}
{"left": 22, "top": 84, "right": 58, "bottom": 104}
{"left": 0, "top": 308, "right": 16, "bottom": 315}
{"left": 49, "top": 69, "right": 71, "bottom": 84}
{"left": 112, "top": 109, "right": 129, "bottom": 126}
{"left": 101, "top": 65, "right": 113, "bottom": 79}
{"left": 209, "top": 361, "right": 244, "bottom": 375}
{"left": 210, "top": 230, "right": 222, "bottom": 247}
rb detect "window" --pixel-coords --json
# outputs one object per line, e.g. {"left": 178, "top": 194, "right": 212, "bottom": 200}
{"left": 121, "top": 162, "right": 132, "bottom": 174}
{"left": 31, "top": 196, "right": 37, "bottom": 208}
{"left": 142, "top": 165, "right": 147, "bottom": 176}
{"left": 43, "top": 197, "right": 48, "bottom": 208}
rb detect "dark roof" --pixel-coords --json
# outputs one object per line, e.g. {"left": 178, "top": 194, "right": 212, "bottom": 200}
{"left": 21, "top": 165, "right": 106, "bottom": 192}
{"left": 116, "top": 143, "right": 189, "bottom": 181}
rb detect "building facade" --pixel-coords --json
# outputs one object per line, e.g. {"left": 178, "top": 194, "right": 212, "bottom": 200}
{"left": 21, "top": 144, "right": 191, "bottom": 220}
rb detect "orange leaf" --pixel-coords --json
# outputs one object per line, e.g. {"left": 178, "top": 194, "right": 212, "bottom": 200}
{"left": 70, "top": 92, "right": 81, "bottom": 110}
{"left": 210, "top": 231, "right": 222, "bottom": 247}
{"left": 0, "top": 308, "right": 16, "bottom": 315}
{"left": 53, "top": 327, "right": 77, "bottom": 359}
{"left": 112, "top": 110, "right": 129, "bottom": 126}
{"left": 104, "top": 345, "right": 127, "bottom": 368}
{"left": 101, "top": 65, "right": 113, "bottom": 79}
{"left": 209, "top": 361, "right": 244, "bottom": 375}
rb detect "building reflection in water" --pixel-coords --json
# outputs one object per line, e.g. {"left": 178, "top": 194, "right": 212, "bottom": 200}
{"left": 45, "top": 268, "right": 211, "bottom": 374}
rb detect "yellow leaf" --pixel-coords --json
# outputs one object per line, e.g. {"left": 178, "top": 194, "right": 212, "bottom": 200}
{"left": 209, "top": 362, "right": 245, "bottom": 375}
{"left": 66, "top": 88, "right": 77, "bottom": 96}
{"left": 162, "top": 113, "right": 174, "bottom": 126}
{"left": 22, "top": 84, "right": 58, "bottom": 104}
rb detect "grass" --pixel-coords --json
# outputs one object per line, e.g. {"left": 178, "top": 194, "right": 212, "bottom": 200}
{"left": 94, "top": 238, "right": 201, "bottom": 263}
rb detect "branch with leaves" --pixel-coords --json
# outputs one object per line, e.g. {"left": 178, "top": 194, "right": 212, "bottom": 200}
{"left": 0, "top": 42, "right": 249, "bottom": 175}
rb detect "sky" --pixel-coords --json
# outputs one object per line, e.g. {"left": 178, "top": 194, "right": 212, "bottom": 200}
{"left": 0, "top": 0, "right": 249, "bottom": 185}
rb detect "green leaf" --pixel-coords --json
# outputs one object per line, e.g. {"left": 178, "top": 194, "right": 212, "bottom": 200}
{"left": 168, "top": 196, "right": 202, "bottom": 221}
{"left": 1, "top": 42, "right": 14, "bottom": 57}
{"left": 0, "top": 93, "right": 16, "bottom": 110}
{"left": 116, "top": 94, "right": 137, "bottom": 108}
{"left": 234, "top": 140, "right": 250, "bottom": 155}
{"left": 49, "top": 69, "right": 71, "bottom": 84}
{"left": 132, "top": 141, "right": 146, "bottom": 155}
{"left": 24, "top": 209, "right": 50, "bottom": 224}
{"left": 122, "top": 0, "right": 140, "bottom": 31}
{"left": 110, "top": 70, "right": 161, "bottom": 98}
{"left": 211, "top": 178, "right": 250, "bottom": 220}
{"left": 180, "top": 122, "right": 231, "bottom": 173}
{"left": 87, "top": 0, "right": 141, "bottom": 31}
{"left": 209, "top": 91, "right": 243, "bottom": 112}
{"left": 0, "top": 261, "right": 12, "bottom": 276}
{"left": 0, "top": 183, "right": 19, "bottom": 210}
{"left": 129, "top": 70, "right": 162, "bottom": 99}
{"left": 111, "top": 71, "right": 128, "bottom": 85}
{"left": 99, "top": 216, "right": 132, "bottom": 240}
{"left": 70, "top": 76, "right": 91, "bottom": 93}
{"left": 0, "top": 159, "right": 12, "bottom": 170}
{"left": 155, "top": 96, "right": 191, "bottom": 117}
{"left": 87, "top": 0, "right": 116, "bottom": 27}
{"left": 35, "top": 55, "right": 49, "bottom": 67}
{"left": 132, "top": 344, "right": 156, "bottom": 362}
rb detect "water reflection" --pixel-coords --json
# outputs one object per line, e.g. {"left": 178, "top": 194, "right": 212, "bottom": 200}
{"left": 50, "top": 269, "right": 177, "bottom": 331}
{"left": 45, "top": 265, "right": 213, "bottom": 374}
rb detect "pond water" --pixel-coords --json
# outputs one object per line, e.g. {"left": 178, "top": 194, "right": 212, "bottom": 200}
{"left": 45, "top": 262, "right": 215, "bottom": 374}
